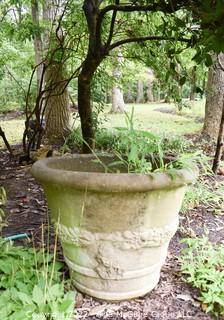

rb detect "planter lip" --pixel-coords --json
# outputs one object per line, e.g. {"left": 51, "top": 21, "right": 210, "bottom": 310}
{"left": 31, "top": 153, "right": 198, "bottom": 192}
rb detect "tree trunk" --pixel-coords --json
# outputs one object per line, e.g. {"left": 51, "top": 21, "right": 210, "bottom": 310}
{"left": 44, "top": 63, "right": 70, "bottom": 144}
{"left": 202, "top": 53, "right": 224, "bottom": 140}
{"left": 42, "top": 1, "right": 70, "bottom": 144}
{"left": 126, "top": 89, "right": 134, "bottom": 103}
{"left": 78, "top": 74, "right": 95, "bottom": 152}
{"left": 190, "top": 65, "right": 196, "bottom": 101}
{"left": 110, "top": 51, "right": 125, "bottom": 113}
{"left": 111, "top": 86, "right": 125, "bottom": 113}
{"left": 146, "top": 69, "right": 154, "bottom": 102}
{"left": 31, "top": 0, "right": 43, "bottom": 91}
{"left": 164, "top": 95, "right": 171, "bottom": 103}
{"left": 154, "top": 82, "right": 161, "bottom": 102}
{"left": 136, "top": 80, "right": 144, "bottom": 103}
{"left": 212, "top": 101, "right": 224, "bottom": 173}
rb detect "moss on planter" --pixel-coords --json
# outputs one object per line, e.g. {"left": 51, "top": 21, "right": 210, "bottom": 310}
{"left": 31, "top": 154, "right": 198, "bottom": 301}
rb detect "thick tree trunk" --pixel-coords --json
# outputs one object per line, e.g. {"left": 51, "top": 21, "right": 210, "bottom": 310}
{"left": 111, "top": 86, "right": 125, "bottom": 113}
{"left": 136, "top": 80, "right": 144, "bottom": 103}
{"left": 42, "top": 0, "right": 70, "bottom": 144}
{"left": 44, "top": 63, "right": 70, "bottom": 143}
{"left": 202, "top": 53, "right": 224, "bottom": 140}
{"left": 190, "top": 66, "right": 196, "bottom": 101}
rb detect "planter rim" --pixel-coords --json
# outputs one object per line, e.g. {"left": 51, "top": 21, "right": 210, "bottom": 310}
{"left": 31, "top": 154, "right": 198, "bottom": 192}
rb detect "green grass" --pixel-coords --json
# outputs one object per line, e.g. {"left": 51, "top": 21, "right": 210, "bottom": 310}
{"left": 0, "top": 101, "right": 204, "bottom": 148}
{"left": 102, "top": 102, "right": 204, "bottom": 136}
{"left": 0, "top": 119, "right": 25, "bottom": 147}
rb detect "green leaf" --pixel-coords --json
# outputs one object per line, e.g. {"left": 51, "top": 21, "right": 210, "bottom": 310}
{"left": 17, "top": 292, "right": 33, "bottom": 305}
{"left": 47, "top": 283, "right": 62, "bottom": 301}
{"left": 59, "top": 297, "right": 75, "bottom": 313}
{"left": 32, "top": 285, "right": 45, "bottom": 305}
{"left": 128, "top": 144, "right": 138, "bottom": 162}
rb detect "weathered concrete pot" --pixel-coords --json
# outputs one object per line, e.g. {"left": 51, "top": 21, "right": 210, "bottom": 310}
{"left": 31, "top": 154, "right": 197, "bottom": 301}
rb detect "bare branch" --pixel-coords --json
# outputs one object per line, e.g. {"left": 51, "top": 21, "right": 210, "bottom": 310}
{"left": 109, "top": 35, "right": 191, "bottom": 51}
{"left": 99, "top": 1, "right": 182, "bottom": 20}
{"left": 105, "top": 1, "right": 119, "bottom": 48}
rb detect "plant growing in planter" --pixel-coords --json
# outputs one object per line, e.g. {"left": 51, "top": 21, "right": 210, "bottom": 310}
{"left": 31, "top": 113, "right": 198, "bottom": 301}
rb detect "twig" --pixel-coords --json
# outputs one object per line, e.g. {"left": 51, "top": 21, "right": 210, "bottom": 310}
{"left": 0, "top": 126, "right": 13, "bottom": 155}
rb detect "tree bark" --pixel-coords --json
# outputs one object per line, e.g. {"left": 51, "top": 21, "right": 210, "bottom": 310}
{"left": 44, "top": 63, "right": 70, "bottom": 143}
{"left": 110, "top": 51, "right": 125, "bottom": 113}
{"left": 212, "top": 101, "right": 224, "bottom": 173}
{"left": 146, "top": 69, "right": 154, "bottom": 102}
{"left": 202, "top": 53, "right": 224, "bottom": 140}
{"left": 43, "top": 1, "right": 71, "bottom": 144}
{"left": 111, "top": 87, "right": 125, "bottom": 113}
{"left": 31, "top": 0, "right": 43, "bottom": 91}
{"left": 190, "top": 65, "right": 196, "bottom": 101}
{"left": 136, "top": 79, "right": 144, "bottom": 103}
{"left": 78, "top": 74, "right": 95, "bottom": 152}
{"left": 77, "top": 50, "right": 103, "bottom": 152}
{"left": 126, "top": 89, "right": 134, "bottom": 103}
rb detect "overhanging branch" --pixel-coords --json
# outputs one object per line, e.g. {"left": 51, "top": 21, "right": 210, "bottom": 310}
{"left": 109, "top": 35, "right": 191, "bottom": 51}
{"left": 99, "top": 2, "right": 178, "bottom": 18}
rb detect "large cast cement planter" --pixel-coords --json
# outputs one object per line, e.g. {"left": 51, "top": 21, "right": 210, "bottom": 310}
{"left": 31, "top": 154, "right": 198, "bottom": 301}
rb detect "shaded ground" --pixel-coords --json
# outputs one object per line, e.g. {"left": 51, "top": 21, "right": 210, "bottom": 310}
{"left": 0, "top": 149, "right": 224, "bottom": 320}
{"left": 154, "top": 106, "right": 204, "bottom": 124}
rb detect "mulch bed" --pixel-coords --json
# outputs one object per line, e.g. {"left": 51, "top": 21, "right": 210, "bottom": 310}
{"left": 0, "top": 148, "right": 223, "bottom": 320}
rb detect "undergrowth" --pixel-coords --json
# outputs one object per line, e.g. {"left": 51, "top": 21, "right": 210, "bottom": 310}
{"left": 65, "top": 109, "right": 193, "bottom": 174}
{"left": 0, "top": 239, "right": 75, "bottom": 320}
{"left": 181, "top": 178, "right": 224, "bottom": 214}
{"left": 66, "top": 126, "right": 190, "bottom": 156}
{"left": 179, "top": 237, "right": 224, "bottom": 317}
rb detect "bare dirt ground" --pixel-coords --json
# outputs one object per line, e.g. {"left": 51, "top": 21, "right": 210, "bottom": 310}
{"left": 1, "top": 148, "right": 224, "bottom": 320}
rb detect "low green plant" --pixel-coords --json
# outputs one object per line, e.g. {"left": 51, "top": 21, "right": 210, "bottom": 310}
{"left": 66, "top": 108, "right": 199, "bottom": 174}
{"left": 112, "top": 108, "right": 162, "bottom": 173}
{"left": 108, "top": 109, "right": 199, "bottom": 173}
{"left": 0, "top": 239, "right": 75, "bottom": 320}
{"left": 179, "top": 236, "right": 224, "bottom": 317}
{"left": 182, "top": 178, "right": 224, "bottom": 214}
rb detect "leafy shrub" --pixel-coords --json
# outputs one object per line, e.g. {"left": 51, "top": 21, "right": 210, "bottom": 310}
{"left": 0, "top": 240, "right": 75, "bottom": 319}
{"left": 179, "top": 237, "right": 224, "bottom": 317}
{"left": 66, "top": 120, "right": 189, "bottom": 157}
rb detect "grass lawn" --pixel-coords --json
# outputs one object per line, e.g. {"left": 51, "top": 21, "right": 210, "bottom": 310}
{"left": 0, "top": 119, "right": 25, "bottom": 147}
{"left": 0, "top": 101, "right": 204, "bottom": 148}
{"left": 102, "top": 102, "right": 204, "bottom": 136}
